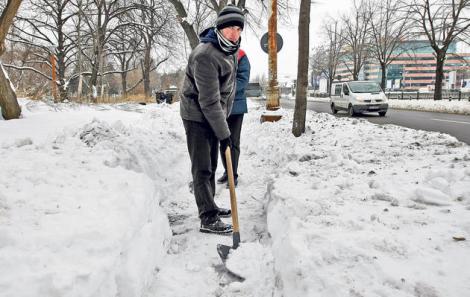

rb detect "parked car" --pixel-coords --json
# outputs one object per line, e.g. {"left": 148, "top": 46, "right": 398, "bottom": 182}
{"left": 330, "top": 81, "right": 388, "bottom": 116}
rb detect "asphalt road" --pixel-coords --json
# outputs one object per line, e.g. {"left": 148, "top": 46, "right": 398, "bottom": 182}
{"left": 279, "top": 99, "right": 470, "bottom": 145}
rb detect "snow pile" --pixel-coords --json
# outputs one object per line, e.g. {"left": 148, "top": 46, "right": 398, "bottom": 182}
{"left": 241, "top": 110, "right": 470, "bottom": 296}
{"left": 388, "top": 99, "right": 470, "bottom": 115}
{"left": 0, "top": 100, "right": 178, "bottom": 297}
{"left": 224, "top": 242, "right": 276, "bottom": 296}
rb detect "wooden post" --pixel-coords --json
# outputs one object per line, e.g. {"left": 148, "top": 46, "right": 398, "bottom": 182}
{"left": 50, "top": 54, "right": 58, "bottom": 102}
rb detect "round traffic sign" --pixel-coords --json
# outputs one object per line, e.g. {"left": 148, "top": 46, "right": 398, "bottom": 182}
{"left": 260, "top": 32, "right": 283, "bottom": 54}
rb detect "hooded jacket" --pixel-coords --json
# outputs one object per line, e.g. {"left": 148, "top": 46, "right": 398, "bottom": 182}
{"left": 179, "top": 28, "right": 237, "bottom": 140}
{"left": 231, "top": 49, "right": 250, "bottom": 115}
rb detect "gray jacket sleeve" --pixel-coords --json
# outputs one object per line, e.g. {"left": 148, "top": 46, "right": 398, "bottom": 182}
{"left": 193, "top": 54, "right": 230, "bottom": 140}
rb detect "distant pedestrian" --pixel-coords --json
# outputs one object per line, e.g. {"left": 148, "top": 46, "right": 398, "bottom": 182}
{"left": 180, "top": 4, "right": 245, "bottom": 234}
{"left": 217, "top": 49, "right": 250, "bottom": 187}
{"left": 156, "top": 91, "right": 166, "bottom": 104}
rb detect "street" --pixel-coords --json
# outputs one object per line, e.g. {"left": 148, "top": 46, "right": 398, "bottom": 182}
{"left": 279, "top": 99, "right": 470, "bottom": 144}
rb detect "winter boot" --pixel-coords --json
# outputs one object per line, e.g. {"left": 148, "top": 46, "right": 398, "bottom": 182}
{"left": 200, "top": 218, "right": 232, "bottom": 234}
{"left": 225, "top": 177, "right": 238, "bottom": 189}
{"left": 218, "top": 207, "right": 231, "bottom": 218}
{"left": 217, "top": 172, "right": 228, "bottom": 184}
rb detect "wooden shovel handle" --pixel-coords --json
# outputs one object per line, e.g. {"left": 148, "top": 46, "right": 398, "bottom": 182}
{"left": 225, "top": 147, "right": 240, "bottom": 233}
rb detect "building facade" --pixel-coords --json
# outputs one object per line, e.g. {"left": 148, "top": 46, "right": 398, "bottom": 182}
{"left": 335, "top": 40, "right": 470, "bottom": 91}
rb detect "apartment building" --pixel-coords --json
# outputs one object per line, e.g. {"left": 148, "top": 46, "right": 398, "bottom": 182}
{"left": 335, "top": 40, "right": 470, "bottom": 91}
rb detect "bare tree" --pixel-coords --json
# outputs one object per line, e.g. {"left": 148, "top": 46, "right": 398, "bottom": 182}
{"left": 8, "top": 0, "right": 77, "bottom": 102}
{"left": 341, "top": 0, "right": 371, "bottom": 80}
{"left": 70, "top": 0, "right": 89, "bottom": 100}
{"left": 108, "top": 27, "right": 141, "bottom": 98}
{"left": 310, "top": 45, "right": 327, "bottom": 82}
{"left": 368, "top": 0, "right": 411, "bottom": 90}
{"left": 312, "top": 19, "right": 344, "bottom": 95}
{"left": 0, "top": 0, "right": 22, "bottom": 120}
{"left": 134, "top": 0, "right": 177, "bottom": 98}
{"left": 80, "top": 0, "right": 138, "bottom": 100}
{"left": 292, "top": 0, "right": 311, "bottom": 137}
{"left": 408, "top": 0, "right": 470, "bottom": 100}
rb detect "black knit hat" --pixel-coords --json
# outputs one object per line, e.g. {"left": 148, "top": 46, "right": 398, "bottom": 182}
{"left": 216, "top": 4, "right": 245, "bottom": 30}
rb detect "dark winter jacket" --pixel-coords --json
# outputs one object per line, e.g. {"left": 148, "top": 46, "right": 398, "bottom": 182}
{"left": 180, "top": 28, "right": 237, "bottom": 140}
{"left": 231, "top": 49, "right": 250, "bottom": 115}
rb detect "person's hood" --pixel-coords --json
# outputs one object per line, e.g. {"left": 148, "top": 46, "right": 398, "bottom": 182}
{"left": 199, "top": 27, "right": 218, "bottom": 46}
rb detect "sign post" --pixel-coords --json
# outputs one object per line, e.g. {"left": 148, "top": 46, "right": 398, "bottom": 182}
{"left": 260, "top": 0, "right": 283, "bottom": 123}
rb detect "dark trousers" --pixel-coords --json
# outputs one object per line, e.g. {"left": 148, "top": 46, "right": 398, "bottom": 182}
{"left": 220, "top": 114, "right": 244, "bottom": 178}
{"left": 182, "top": 119, "right": 219, "bottom": 220}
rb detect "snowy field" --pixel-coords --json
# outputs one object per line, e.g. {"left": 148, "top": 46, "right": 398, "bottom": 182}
{"left": 1, "top": 98, "right": 470, "bottom": 297}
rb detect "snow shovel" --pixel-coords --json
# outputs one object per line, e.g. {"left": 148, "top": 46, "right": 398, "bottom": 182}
{"left": 217, "top": 146, "right": 241, "bottom": 261}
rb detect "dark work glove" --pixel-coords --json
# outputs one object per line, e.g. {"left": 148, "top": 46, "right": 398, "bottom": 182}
{"left": 220, "top": 137, "right": 232, "bottom": 153}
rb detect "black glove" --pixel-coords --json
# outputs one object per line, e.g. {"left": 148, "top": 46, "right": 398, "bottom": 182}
{"left": 220, "top": 137, "right": 232, "bottom": 153}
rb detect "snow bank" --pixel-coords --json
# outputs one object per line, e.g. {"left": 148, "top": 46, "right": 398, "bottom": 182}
{"left": 384, "top": 99, "right": 470, "bottom": 115}
{"left": 0, "top": 100, "right": 176, "bottom": 297}
{"left": 241, "top": 109, "right": 470, "bottom": 297}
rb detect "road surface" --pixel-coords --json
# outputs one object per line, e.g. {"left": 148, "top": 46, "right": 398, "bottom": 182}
{"left": 278, "top": 99, "right": 470, "bottom": 144}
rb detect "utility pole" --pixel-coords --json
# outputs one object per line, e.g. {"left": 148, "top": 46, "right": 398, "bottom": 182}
{"left": 261, "top": 0, "right": 282, "bottom": 122}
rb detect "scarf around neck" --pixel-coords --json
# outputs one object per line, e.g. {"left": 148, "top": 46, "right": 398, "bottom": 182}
{"left": 214, "top": 28, "right": 240, "bottom": 55}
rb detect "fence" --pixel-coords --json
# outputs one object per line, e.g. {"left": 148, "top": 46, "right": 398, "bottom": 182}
{"left": 385, "top": 90, "right": 470, "bottom": 101}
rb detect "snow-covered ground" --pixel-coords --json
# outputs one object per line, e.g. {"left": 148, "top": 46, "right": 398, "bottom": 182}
{"left": 388, "top": 99, "right": 470, "bottom": 115}
{"left": 1, "top": 99, "right": 470, "bottom": 297}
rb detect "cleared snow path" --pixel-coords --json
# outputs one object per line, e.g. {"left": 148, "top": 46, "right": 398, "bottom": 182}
{"left": 145, "top": 104, "right": 278, "bottom": 297}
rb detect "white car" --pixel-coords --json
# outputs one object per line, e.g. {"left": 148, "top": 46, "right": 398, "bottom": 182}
{"left": 330, "top": 81, "right": 389, "bottom": 116}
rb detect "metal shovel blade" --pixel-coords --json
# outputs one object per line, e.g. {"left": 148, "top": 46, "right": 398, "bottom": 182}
{"left": 217, "top": 233, "right": 244, "bottom": 281}
{"left": 217, "top": 231, "right": 240, "bottom": 261}
{"left": 217, "top": 244, "right": 232, "bottom": 261}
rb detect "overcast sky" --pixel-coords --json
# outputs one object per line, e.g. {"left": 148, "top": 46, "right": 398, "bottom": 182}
{"left": 242, "top": 0, "right": 352, "bottom": 82}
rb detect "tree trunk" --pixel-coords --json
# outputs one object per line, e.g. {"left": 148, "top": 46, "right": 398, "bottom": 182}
{"left": 89, "top": 24, "right": 105, "bottom": 102}
{"left": 0, "top": 0, "right": 23, "bottom": 119}
{"left": 434, "top": 51, "right": 445, "bottom": 101}
{"left": 328, "top": 76, "right": 334, "bottom": 96}
{"left": 353, "top": 71, "right": 359, "bottom": 81}
{"left": 0, "top": 63, "right": 21, "bottom": 119}
{"left": 292, "top": 0, "right": 310, "bottom": 137}
{"left": 380, "top": 62, "right": 386, "bottom": 90}
{"left": 89, "top": 58, "right": 99, "bottom": 101}
{"left": 57, "top": 31, "right": 68, "bottom": 101}
{"left": 77, "top": 75, "right": 83, "bottom": 100}
{"left": 143, "top": 47, "right": 152, "bottom": 98}
{"left": 120, "top": 71, "right": 127, "bottom": 98}
{"left": 0, "top": 0, "right": 23, "bottom": 56}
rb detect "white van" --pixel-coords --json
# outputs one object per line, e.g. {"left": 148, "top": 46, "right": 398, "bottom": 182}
{"left": 330, "top": 81, "right": 388, "bottom": 116}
